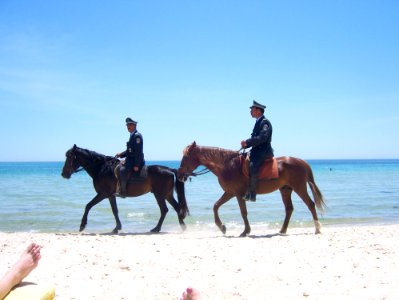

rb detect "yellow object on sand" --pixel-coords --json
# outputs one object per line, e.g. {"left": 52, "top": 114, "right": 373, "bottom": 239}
{"left": 4, "top": 282, "right": 55, "bottom": 300}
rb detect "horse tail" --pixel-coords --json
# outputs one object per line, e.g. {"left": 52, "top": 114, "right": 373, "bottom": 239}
{"left": 307, "top": 167, "right": 327, "bottom": 213}
{"left": 171, "top": 169, "right": 190, "bottom": 219}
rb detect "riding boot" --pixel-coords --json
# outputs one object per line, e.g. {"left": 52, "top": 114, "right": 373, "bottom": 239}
{"left": 119, "top": 179, "right": 128, "bottom": 198}
{"left": 244, "top": 175, "right": 257, "bottom": 202}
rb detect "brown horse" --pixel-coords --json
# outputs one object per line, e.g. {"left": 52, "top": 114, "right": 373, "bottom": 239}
{"left": 61, "top": 145, "right": 189, "bottom": 233}
{"left": 177, "top": 142, "right": 326, "bottom": 237}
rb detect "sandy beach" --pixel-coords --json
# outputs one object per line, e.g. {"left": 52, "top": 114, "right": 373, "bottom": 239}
{"left": 1, "top": 224, "right": 398, "bottom": 300}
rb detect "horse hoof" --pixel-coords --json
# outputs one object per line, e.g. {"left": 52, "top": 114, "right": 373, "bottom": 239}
{"left": 150, "top": 228, "right": 161, "bottom": 233}
{"left": 112, "top": 228, "right": 119, "bottom": 234}
{"left": 221, "top": 225, "right": 226, "bottom": 234}
{"left": 180, "top": 223, "right": 187, "bottom": 231}
{"left": 239, "top": 232, "right": 248, "bottom": 237}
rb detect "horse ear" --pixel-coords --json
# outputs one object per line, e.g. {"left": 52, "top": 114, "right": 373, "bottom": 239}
{"left": 192, "top": 141, "right": 196, "bottom": 147}
{"left": 73, "top": 144, "right": 77, "bottom": 149}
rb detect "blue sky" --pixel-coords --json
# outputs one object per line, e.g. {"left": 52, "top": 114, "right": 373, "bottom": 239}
{"left": 1, "top": 0, "right": 398, "bottom": 161}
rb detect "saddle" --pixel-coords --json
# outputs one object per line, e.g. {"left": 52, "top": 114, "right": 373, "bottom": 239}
{"left": 240, "top": 155, "right": 278, "bottom": 180}
{"left": 114, "top": 162, "right": 148, "bottom": 182}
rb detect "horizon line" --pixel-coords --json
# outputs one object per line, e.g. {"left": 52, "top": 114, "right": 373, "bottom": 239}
{"left": 1, "top": 158, "right": 399, "bottom": 163}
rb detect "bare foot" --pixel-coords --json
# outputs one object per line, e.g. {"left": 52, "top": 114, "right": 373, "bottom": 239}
{"left": 181, "top": 287, "right": 202, "bottom": 300}
{"left": 0, "top": 243, "right": 42, "bottom": 299}
{"left": 14, "top": 243, "right": 41, "bottom": 281}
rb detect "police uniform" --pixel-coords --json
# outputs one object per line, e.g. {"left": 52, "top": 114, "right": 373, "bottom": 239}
{"left": 118, "top": 118, "right": 145, "bottom": 196}
{"left": 243, "top": 101, "right": 274, "bottom": 201}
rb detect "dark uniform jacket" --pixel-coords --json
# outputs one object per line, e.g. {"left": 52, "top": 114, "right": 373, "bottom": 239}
{"left": 245, "top": 115, "right": 274, "bottom": 162}
{"left": 120, "top": 130, "right": 145, "bottom": 170}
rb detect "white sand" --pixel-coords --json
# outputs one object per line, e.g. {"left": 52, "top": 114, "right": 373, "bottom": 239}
{"left": 1, "top": 224, "right": 398, "bottom": 299}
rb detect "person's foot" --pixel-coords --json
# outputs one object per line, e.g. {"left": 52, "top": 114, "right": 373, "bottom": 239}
{"left": 14, "top": 243, "right": 41, "bottom": 281}
{"left": 114, "top": 192, "right": 126, "bottom": 198}
{"left": 0, "top": 243, "right": 43, "bottom": 299}
{"left": 243, "top": 192, "right": 256, "bottom": 202}
{"left": 181, "top": 287, "right": 202, "bottom": 300}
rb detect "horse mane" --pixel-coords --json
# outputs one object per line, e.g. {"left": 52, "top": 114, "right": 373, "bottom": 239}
{"left": 75, "top": 146, "right": 118, "bottom": 164}
{"left": 77, "top": 147, "right": 105, "bottom": 159}
{"left": 198, "top": 146, "right": 239, "bottom": 163}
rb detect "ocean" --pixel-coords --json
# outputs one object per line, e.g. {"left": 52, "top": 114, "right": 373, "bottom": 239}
{"left": 0, "top": 160, "right": 398, "bottom": 234}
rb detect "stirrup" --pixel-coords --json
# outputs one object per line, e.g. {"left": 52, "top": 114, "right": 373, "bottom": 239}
{"left": 114, "top": 192, "right": 126, "bottom": 198}
{"left": 114, "top": 184, "right": 127, "bottom": 198}
{"left": 243, "top": 192, "right": 256, "bottom": 202}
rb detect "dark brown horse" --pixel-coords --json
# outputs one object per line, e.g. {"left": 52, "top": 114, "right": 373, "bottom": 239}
{"left": 61, "top": 145, "right": 189, "bottom": 233}
{"left": 177, "top": 142, "right": 326, "bottom": 237}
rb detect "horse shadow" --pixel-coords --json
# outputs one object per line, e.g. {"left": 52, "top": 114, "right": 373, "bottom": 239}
{"left": 58, "top": 231, "right": 171, "bottom": 237}
{"left": 219, "top": 231, "right": 316, "bottom": 239}
{"left": 218, "top": 233, "right": 282, "bottom": 239}
{"left": 247, "top": 232, "right": 315, "bottom": 239}
{"left": 58, "top": 231, "right": 315, "bottom": 238}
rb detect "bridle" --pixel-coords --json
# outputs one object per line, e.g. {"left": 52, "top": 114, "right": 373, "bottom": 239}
{"left": 180, "top": 147, "right": 244, "bottom": 180}
{"left": 189, "top": 167, "right": 211, "bottom": 177}
{"left": 65, "top": 152, "right": 84, "bottom": 174}
{"left": 66, "top": 150, "right": 116, "bottom": 175}
{"left": 178, "top": 148, "right": 212, "bottom": 180}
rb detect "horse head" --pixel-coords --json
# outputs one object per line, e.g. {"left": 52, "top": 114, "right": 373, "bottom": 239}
{"left": 177, "top": 141, "right": 201, "bottom": 182}
{"left": 61, "top": 144, "right": 82, "bottom": 179}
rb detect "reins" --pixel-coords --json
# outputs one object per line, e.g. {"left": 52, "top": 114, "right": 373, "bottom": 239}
{"left": 73, "top": 166, "right": 85, "bottom": 173}
{"left": 190, "top": 167, "right": 211, "bottom": 176}
{"left": 71, "top": 154, "right": 116, "bottom": 174}
{"left": 186, "top": 148, "right": 244, "bottom": 177}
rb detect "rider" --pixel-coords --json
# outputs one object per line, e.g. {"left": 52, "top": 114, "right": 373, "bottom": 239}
{"left": 240, "top": 100, "right": 274, "bottom": 202}
{"left": 115, "top": 117, "right": 145, "bottom": 197}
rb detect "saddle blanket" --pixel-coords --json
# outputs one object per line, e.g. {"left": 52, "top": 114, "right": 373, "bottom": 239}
{"left": 241, "top": 156, "right": 278, "bottom": 180}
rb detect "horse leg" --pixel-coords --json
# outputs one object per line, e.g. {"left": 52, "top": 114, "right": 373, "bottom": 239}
{"left": 237, "top": 197, "right": 251, "bottom": 237}
{"left": 108, "top": 196, "right": 122, "bottom": 234}
{"left": 151, "top": 194, "right": 169, "bottom": 233}
{"left": 295, "top": 186, "right": 322, "bottom": 234}
{"left": 166, "top": 195, "right": 187, "bottom": 231}
{"left": 213, "top": 192, "right": 234, "bottom": 234}
{"left": 80, "top": 194, "right": 106, "bottom": 232}
{"left": 279, "top": 186, "right": 294, "bottom": 234}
